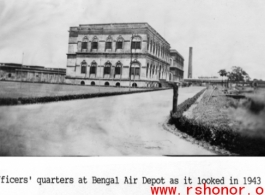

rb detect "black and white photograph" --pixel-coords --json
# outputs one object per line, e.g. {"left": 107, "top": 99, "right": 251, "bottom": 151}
{"left": 0, "top": 0, "right": 265, "bottom": 156}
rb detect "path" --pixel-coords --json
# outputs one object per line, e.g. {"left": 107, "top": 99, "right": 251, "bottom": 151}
{"left": 0, "top": 87, "right": 215, "bottom": 156}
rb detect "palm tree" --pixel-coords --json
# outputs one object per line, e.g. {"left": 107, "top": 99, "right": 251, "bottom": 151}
{"left": 218, "top": 69, "right": 227, "bottom": 86}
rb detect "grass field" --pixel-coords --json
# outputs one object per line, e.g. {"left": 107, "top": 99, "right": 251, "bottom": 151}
{"left": 0, "top": 81, "right": 147, "bottom": 98}
{"left": 175, "top": 86, "right": 265, "bottom": 155}
{"left": 189, "top": 87, "right": 239, "bottom": 130}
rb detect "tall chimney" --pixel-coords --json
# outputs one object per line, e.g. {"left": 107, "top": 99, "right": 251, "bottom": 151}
{"left": 188, "top": 47, "right": 193, "bottom": 78}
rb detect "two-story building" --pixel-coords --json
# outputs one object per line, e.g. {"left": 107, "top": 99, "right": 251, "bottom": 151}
{"left": 66, "top": 23, "right": 185, "bottom": 87}
{"left": 169, "top": 49, "right": 184, "bottom": 83}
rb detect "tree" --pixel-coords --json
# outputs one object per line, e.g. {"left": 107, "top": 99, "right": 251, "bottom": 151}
{"left": 218, "top": 69, "right": 227, "bottom": 86}
{"left": 227, "top": 66, "right": 249, "bottom": 86}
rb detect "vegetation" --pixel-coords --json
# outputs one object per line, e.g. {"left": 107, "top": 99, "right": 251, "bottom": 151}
{"left": 0, "top": 88, "right": 168, "bottom": 106}
{"left": 170, "top": 87, "right": 265, "bottom": 155}
{"left": 0, "top": 81, "right": 169, "bottom": 106}
{"left": 0, "top": 81, "right": 147, "bottom": 98}
{"left": 228, "top": 66, "right": 250, "bottom": 82}
{"left": 218, "top": 66, "right": 250, "bottom": 86}
{"left": 218, "top": 69, "right": 227, "bottom": 86}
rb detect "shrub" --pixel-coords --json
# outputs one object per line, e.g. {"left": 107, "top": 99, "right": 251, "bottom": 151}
{"left": 170, "top": 88, "right": 265, "bottom": 155}
{"left": 0, "top": 88, "right": 168, "bottom": 106}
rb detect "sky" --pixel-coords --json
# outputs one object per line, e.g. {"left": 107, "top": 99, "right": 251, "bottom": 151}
{"left": 0, "top": 0, "right": 265, "bottom": 79}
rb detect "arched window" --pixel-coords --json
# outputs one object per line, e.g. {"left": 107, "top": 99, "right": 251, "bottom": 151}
{"left": 82, "top": 36, "right": 88, "bottom": 50}
{"left": 146, "top": 63, "right": 149, "bottom": 78}
{"left": 105, "top": 35, "right": 112, "bottom": 50}
{"left": 115, "top": 61, "right": 122, "bottom": 75}
{"left": 130, "top": 60, "right": 140, "bottom": 76}
{"left": 131, "top": 36, "right": 141, "bottom": 49}
{"left": 81, "top": 61, "right": 87, "bottom": 74}
{"left": 90, "top": 61, "right": 97, "bottom": 74}
{"left": 150, "top": 40, "right": 153, "bottom": 52}
{"left": 91, "top": 36, "right": 98, "bottom": 49}
{"left": 116, "top": 35, "right": 124, "bottom": 49}
{"left": 150, "top": 64, "right": 153, "bottom": 78}
{"left": 104, "top": 61, "right": 111, "bottom": 75}
{"left": 159, "top": 65, "right": 162, "bottom": 78}
{"left": 153, "top": 42, "right": 155, "bottom": 54}
{"left": 132, "top": 83, "right": 137, "bottom": 88}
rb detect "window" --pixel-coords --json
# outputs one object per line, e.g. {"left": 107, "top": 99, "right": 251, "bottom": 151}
{"left": 130, "top": 60, "right": 140, "bottom": 77}
{"left": 90, "top": 62, "right": 97, "bottom": 74}
{"left": 104, "top": 62, "right": 111, "bottom": 75}
{"left": 131, "top": 41, "right": 141, "bottom": 49}
{"left": 82, "top": 37, "right": 88, "bottom": 50}
{"left": 81, "top": 66, "right": 86, "bottom": 73}
{"left": 92, "top": 42, "right": 98, "bottom": 49}
{"left": 115, "top": 66, "right": 121, "bottom": 74}
{"left": 91, "top": 36, "right": 98, "bottom": 49}
{"left": 116, "top": 35, "right": 124, "bottom": 49}
{"left": 132, "top": 83, "right": 137, "bottom": 88}
{"left": 82, "top": 42, "right": 87, "bottom": 50}
{"left": 131, "top": 36, "right": 141, "bottom": 49}
{"left": 134, "top": 68, "right": 140, "bottom": 75}
{"left": 116, "top": 41, "right": 123, "bottom": 49}
{"left": 146, "top": 63, "right": 149, "bottom": 77}
{"left": 104, "top": 66, "right": 110, "bottom": 74}
{"left": 105, "top": 35, "right": 112, "bottom": 50}
{"left": 81, "top": 61, "right": 87, "bottom": 74}
{"left": 115, "top": 62, "right": 122, "bottom": 75}
{"left": 106, "top": 42, "right": 112, "bottom": 49}
{"left": 130, "top": 67, "right": 140, "bottom": 76}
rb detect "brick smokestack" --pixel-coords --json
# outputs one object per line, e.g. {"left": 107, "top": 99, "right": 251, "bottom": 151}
{"left": 188, "top": 47, "right": 193, "bottom": 78}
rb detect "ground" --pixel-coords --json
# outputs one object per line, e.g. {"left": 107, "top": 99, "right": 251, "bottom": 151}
{"left": 186, "top": 86, "right": 265, "bottom": 136}
{"left": 182, "top": 86, "right": 265, "bottom": 155}
{"left": 0, "top": 81, "right": 146, "bottom": 98}
{"left": 186, "top": 86, "right": 239, "bottom": 130}
{"left": 0, "top": 86, "right": 215, "bottom": 156}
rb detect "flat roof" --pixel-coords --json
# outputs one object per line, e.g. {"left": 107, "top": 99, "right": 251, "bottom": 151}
{"left": 71, "top": 22, "right": 170, "bottom": 46}
{"left": 170, "top": 49, "right": 184, "bottom": 59}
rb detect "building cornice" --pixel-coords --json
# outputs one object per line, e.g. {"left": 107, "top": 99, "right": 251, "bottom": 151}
{"left": 69, "top": 22, "right": 170, "bottom": 46}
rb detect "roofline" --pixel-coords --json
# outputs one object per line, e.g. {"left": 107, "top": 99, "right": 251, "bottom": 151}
{"left": 170, "top": 49, "right": 184, "bottom": 59}
{"left": 71, "top": 22, "right": 170, "bottom": 46}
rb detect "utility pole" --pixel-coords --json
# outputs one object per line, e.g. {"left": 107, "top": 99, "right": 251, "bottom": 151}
{"left": 171, "top": 84, "right": 179, "bottom": 115}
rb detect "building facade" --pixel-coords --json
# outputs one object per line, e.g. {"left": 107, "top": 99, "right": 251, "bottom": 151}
{"left": 0, "top": 63, "right": 66, "bottom": 83}
{"left": 66, "top": 23, "right": 183, "bottom": 87}
{"left": 169, "top": 49, "right": 184, "bottom": 82}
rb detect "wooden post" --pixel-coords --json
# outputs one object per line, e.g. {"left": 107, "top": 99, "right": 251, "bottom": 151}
{"left": 172, "top": 84, "right": 179, "bottom": 113}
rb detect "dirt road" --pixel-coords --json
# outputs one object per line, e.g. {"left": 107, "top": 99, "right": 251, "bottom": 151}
{"left": 0, "top": 87, "right": 215, "bottom": 156}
